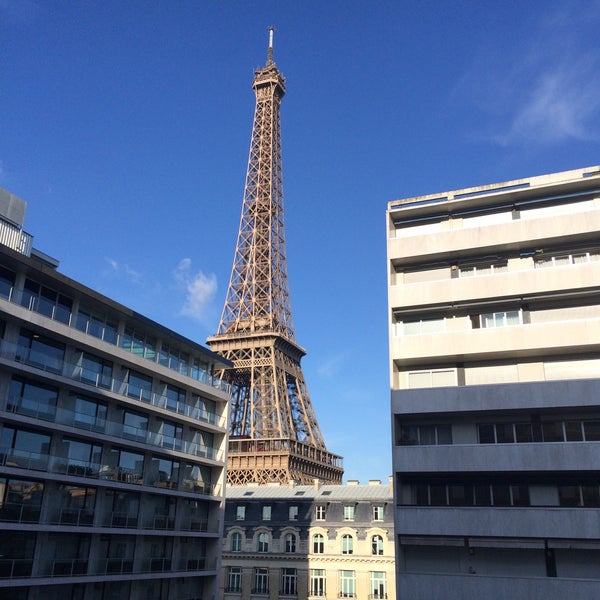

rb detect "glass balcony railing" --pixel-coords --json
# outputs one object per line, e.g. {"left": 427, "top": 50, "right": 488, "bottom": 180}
{"left": 0, "top": 285, "right": 231, "bottom": 393}
{"left": 0, "top": 501, "right": 41, "bottom": 524}
{"left": 0, "top": 447, "right": 221, "bottom": 496}
{"left": 0, "top": 558, "right": 33, "bottom": 579}
{"left": 0, "top": 341, "right": 227, "bottom": 429}
{"left": 2, "top": 394, "right": 224, "bottom": 462}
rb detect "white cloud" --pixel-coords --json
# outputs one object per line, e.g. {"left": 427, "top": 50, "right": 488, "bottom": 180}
{"left": 316, "top": 353, "right": 345, "bottom": 379}
{"left": 457, "top": 1, "right": 600, "bottom": 147}
{"left": 495, "top": 57, "right": 600, "bottom": 146}
{"left": 174, "top": 258, "right": 218, "bottom": 322}
{"left": 104, "top": 257, "right": 142, "bottom": 284}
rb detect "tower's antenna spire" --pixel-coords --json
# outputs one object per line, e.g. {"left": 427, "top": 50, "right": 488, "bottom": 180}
{"left": 267, "top": 26, "right": 274, "bottom": 65}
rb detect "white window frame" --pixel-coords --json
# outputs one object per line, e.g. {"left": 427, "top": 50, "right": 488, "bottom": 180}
{"left": 480, "top": 310, "right": 521, "bottom": 328}
{"left": 310, "top": 569, "right": 326, "bottom": 597}
{"left": 343, "top": 505, "right": 355, "bottom": 521}
{"left": 339, "top": 570, "right": 356, "bottom": 598}
{"left": 315, "top": 505, "right": 326, "bottom": 521}
{"left": 262, "top": 505, "right": 271, "bottom": 521}
{"left": 288, "top": 505, "right": 298, "bottom": 521}
{"left": 282, "top": 567, "right": 297, "bottom": 596}
{"left": 235, "top": 505, "right": 245, "bottom": 520}
{"left": 372, "top": 505, "right": 384, "bottom": 521}
{"left": 230, "top": 531, "right": 242, "bottom": 552}
{"left": 228, "top": 567, "right": 242, "bottom": 592}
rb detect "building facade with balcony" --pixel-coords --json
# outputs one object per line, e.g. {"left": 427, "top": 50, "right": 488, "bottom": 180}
{"left": 0, "top": 187, "right": 232, "bottom": 600}
{"left": 221, "top": 479, "right": 395, "bottom": 600}
{"left": 387, "top": 166, "right": 600, "bottom": 598}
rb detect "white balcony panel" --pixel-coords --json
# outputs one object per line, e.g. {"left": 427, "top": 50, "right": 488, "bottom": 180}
{"left": 390, "top": 318, "right": 600, "bottom": 364}
{"left": 389, "top": 261, "right": 600, "bottom": 311}
{"left": 387, "top": 209, "right": 600, "bottom": 264}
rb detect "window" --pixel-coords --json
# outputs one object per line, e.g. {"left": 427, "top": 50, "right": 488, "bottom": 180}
{"left": 398, "top": 423, "right": 452, "bottom": 445}
{"left": 371, "top": 535, "right": 384, "bottom": 555}
{"left": 370, "top": 572, "right": 387, "bottom": 599}
{"left": 8, "top": 378, "right": 58, "bottom": 420}
{"left": 58, "top": 485, "right": 96, "bottom": 525}
{"left": 17, "top": 329, "right": 65, "bottom": 373}
{"left": 74, "top": 308, "right": 117, "bottom": 344}
{"left": 341, "top": 534, "right": 354, "bottom": 555}
{"left": 227, "top": 567, "right": 242, "bottom": 593}
{"left": 312, "top": 533, "right": 324, "bottom": 554}
{"left": 315, "top": 505, "right": 326, "bottom": 520}
{"left": 149, "top": 455, "right": 178, "bottom": 488}
{"left": 343, "top": 505, "right": 355, "bottom": 521}
{"left": 254, "top": 567, "right": 269, "bottom": 594}
{"left": 282, "top": 568, "right": 297, "bottom": 596}
{"left": 126, "top": 370, "right": 152, "bottom": 402}
{"left": 310, "top": 569, "right": 326, "bottom": 597}
{"left": 181, "top": 463, "right": 211, "bottom": 493}
{"left": 339, "top": 570, "right": 356, "bottom": 598}
{"left": 122, "top": 410, "right": 148, "bottom": 442}
{"left": 289, "top": 505, "right": 298, "bottom": 520}
{"left": 285, "top": 533, "right": 296, "bottom": 553}
{"left": 236, "top": 505, "right": 246, "bottom": 520}
{"left": 0, "top": 426, "right": 51, "bottom": 470}
{"left": 372, "top": 505, "right": 384, "bottom": 521}
{"left": 402, "top": 317, "right": 445, "bottom": 335}
{"left": 230, "top": 532, "right": 242, "bottom": 552}
{"left": 408, "top": 480, "right": 530, "bottom": 507}
{"left": 158, "top": 420, "right": 183, "bottom": 451}
{"left": 20, "top": 279, "right": 72, "bottom": 324}
{"left": 162, "top": 383, "right": 186, "bottom": 413}
{"left": 105, "top": 448, "right": 145, "bottom": 484}
{"left": 0, "top": 477, "right": 44, "bottom": 523}
{"left": 61, "top": 438, "right": 102, "bottom": 475}
{"left": 0, "top": 266, "right": 15, "bottom": 300}
{"left": 257, "top": 532, "right": 269, "bottom": 553}
{"left": 407, "top": 368, "right": 456, "bottom": 389}
{"left": 159, "top": 344, "right": 190, "bottom": 375}
{"left": 121, "top": 327, "right": 156, "bottom": 360}
{"left": 73, "top": 395, "right": 107, "bottom": 432}
{"left": 480, "top": 310, "right": 521, "bottom": 328}
{"left": 262, "top": 505, "right": 272, "bottom": 521}
{"left": 75, "top": 351, "right": 113, "bottom": 388}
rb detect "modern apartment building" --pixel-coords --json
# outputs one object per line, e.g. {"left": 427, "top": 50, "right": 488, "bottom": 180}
{"left": 221, "top": 479, "right": 395, "bottom": 600}
{"left": 0, "top": 187, "right": 231, "bottom": 600}
{"left": 387, "top": 166, "right": 600, "bottom": 598}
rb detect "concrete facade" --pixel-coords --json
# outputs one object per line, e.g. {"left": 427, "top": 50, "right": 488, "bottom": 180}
{"left": 0, "top": 188, "right": 231, "bottom": 600}
{"left": 386, "top": 166, "right": 600, "bottom": 598}
{"left": 221, "top": 480, "right": 395, "bottom": 600}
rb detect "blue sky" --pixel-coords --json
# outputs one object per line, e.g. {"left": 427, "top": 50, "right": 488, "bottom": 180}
{"left": 1, "top": 0, "right": 599, "bottom": 484}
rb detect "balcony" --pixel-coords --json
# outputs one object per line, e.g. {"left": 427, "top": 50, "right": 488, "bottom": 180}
{"left": 0, "top": 501, "right": 41, "bottom": 524}
{"left": 0, "top": 448, "right": 221, "bottom": 497}
{"left": 0, "top": 340, "right": 227, "bottom": 430}
{"left": 0, "top": 558, "right": 33, "bottom": 578}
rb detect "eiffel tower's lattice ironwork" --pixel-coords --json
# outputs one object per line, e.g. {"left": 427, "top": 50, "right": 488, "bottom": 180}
{"left": 207, "top": 29, "right": 343, "bottom": 486}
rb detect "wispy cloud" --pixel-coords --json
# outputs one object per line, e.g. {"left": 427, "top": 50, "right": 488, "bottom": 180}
{"left": 174, "top": 258, "right": 217, "bottom": 323}
{"left": 104, "top": 257, "right": 143, "bottom": 284}
{"left": 316, "top": 353, "right": 346, "bottom": 379}
{"left": 494, "top": 54, "right": 600, "bottom": 146}
{"left": 458, "top": 1, "right": 600, "bottom": 147}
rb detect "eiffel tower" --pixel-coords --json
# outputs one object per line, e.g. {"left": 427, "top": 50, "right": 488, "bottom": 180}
{"left": 207, "top": 29, "right": 343, "bottom": 486}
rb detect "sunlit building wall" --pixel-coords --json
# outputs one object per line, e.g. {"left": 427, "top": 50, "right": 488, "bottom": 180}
{"left": 387, "top": 166, "right": 600, "bottom": 598}
{"left": 221, "top": 479, "right": 395, "bottom": 600}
